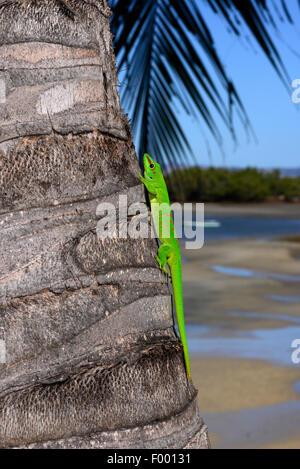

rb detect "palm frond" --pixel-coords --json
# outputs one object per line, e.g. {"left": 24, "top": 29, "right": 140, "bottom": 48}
{"left": 110, "top": 0, "right": 298, "bottom": 169}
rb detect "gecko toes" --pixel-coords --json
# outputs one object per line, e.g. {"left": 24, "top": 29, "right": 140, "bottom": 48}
{"left": 155, "top": 256, "right": 168, "bottom": 274}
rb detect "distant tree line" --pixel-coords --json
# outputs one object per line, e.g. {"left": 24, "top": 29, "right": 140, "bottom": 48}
{"left": 166, "top": 168, "right": 300, "bottom": 203}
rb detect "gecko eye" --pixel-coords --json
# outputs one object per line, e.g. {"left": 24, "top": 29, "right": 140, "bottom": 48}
{"left": 150, "top": 164, "right": 155, "bottom": 169}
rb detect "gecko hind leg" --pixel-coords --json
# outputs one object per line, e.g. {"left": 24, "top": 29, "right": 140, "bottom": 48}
{"left": 155, "top": 245, "right": 171, "bottom": 274}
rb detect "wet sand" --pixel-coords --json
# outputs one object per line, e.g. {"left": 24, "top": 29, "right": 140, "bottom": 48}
{"left": 191, "top": 358, "right": 300, "bottom": 414}
{"left": 181, "top": 210, "right": 300, "bottom": 449}
{"left": 261, "top": 436, "right": 300, "bottom": 449}
{"left": 191, "top": 357, "right": 300, "bottom": 449}
{"left": 182, "top": 238, "right": 300, "bottom": 327}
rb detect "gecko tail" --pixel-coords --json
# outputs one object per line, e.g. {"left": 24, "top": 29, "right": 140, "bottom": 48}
{"left": 169, "top": 263, "right": 192, "bottom": 382}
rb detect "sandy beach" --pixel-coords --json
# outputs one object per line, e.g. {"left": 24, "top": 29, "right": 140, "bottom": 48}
{"left": 180, "top": 203, "right": 300, "bottom": 449}
{"left": 191, "top": 357, "right": 300, "bottom": 449}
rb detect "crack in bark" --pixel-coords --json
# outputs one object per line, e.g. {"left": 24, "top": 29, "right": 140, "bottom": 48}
{"left": 0, "top": 183, "right": 141, "bottom": 217}
{"left": 57, "top": 0, "right": 75, "bottom": 21}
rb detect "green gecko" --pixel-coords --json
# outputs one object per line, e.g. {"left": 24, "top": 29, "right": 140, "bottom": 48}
{"left": 139, "top": 153, "right": 191, "bottom": 381}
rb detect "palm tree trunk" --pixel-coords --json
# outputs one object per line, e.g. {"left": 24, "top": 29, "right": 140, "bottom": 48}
{"left": 0, "top": 0, "right": 210, "bottom": 448}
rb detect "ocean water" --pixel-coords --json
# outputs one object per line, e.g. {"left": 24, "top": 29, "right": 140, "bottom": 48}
{"left": 182, "top": 215, "right": 300, "bottom": 241}
{"left": 266, "top": 295, "right": 300, "bottom": 304}
{"left": 209, "top": 265, "right": 300, "bottom": 283}
{"left": 186, "top": 323, "right": 300, "bottom": 367}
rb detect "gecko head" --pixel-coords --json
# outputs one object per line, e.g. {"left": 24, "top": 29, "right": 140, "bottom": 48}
{"left": 143, "top": 154, "right": 163, "bottom": 181}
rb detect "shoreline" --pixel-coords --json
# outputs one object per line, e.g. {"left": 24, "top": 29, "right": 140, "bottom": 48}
{"left": 182, "top": 237, "right": 300, "bottom": 327}
{"left": 203, "top": 202, "right": 300, "bottom": 219}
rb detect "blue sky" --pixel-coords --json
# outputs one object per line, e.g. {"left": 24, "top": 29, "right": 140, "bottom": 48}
{"left": 180, "top": 0, "right": 300, "bottom": 169}
{"left": 117, "top": 1, "right": 300, "bottom": 170}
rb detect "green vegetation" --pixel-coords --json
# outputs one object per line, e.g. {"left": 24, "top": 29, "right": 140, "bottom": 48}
{"left": 166, "top": 167, "right": 300, "bottom": 203}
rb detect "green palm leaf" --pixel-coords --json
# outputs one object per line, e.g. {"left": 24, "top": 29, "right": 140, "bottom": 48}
{"left": 110, "top": 0, "right": 297, "bottom": 169}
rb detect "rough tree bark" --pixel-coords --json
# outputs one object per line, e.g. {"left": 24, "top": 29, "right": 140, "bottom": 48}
{"left": 0, "top": 0, "right": 210, "bottom": 448}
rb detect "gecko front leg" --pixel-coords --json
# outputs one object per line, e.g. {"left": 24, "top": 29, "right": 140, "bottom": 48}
{"left": 155, "top": 244, "right": 171, "bottom": 275}
{"left": 138, "top": 173, "right": 157, "bottom": 195}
